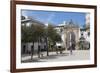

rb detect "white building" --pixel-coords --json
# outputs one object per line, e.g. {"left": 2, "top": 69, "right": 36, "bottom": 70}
{"left": 21, "top": 16, "right": 47, "bottom": 54}
{"left": 79, "top": 13, "right": 90, "bottom": 49}
{"left": 55, "top": 20, "right": 80, "bottom": 50}
{"left": 55, "top": 17, "right": 90, "bottom": 50}
{"left": 80, "top": 13, "right": 90, "bottom": 42}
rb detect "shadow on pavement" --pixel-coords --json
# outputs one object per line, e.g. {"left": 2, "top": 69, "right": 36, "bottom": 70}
{"left": 21, "top": 58, "right": 46, "bottom": 63}
{"left": 21, "top": 53, "right": 69, "bottom": 63}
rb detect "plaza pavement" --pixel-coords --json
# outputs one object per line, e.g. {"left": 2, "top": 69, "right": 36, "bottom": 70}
{"left": 21, "top": 50, "right": 90, "bottom": 63}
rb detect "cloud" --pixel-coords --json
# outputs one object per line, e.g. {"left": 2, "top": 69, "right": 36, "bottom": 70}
{"left": 46, "top": 13, "right": 55, "bottom": 23}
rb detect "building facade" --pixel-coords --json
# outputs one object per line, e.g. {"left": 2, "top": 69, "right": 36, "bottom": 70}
{"left": 21, "top": 16, "right": 47, "bottom": 54}
{"left": 55, "top": 14, "right": 90, "bottom": 50}
{"left": 55, "top": 20, "right": 80, "bottom": 50}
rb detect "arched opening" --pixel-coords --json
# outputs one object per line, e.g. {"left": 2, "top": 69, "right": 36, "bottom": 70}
{"left": 66, "top": 31, "right": 76, "bottom": 50}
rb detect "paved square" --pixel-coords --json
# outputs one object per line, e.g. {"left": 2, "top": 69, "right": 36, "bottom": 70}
{"left": 21, "top": 50, "right": 90, "bottom": 63}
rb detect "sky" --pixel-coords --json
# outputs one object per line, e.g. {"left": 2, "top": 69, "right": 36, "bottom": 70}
{"left": 21, "top": 9, "right": 86, "bottom": 27}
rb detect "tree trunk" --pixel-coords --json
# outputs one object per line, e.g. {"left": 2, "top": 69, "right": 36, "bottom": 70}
{"left": 38, "top": 37, "right": 41, "bottom": 58}
{"left": 38, "top": 45, "right": 40, "bottom": 58}
{"left": 31, "top": 41, "right": 34, "bottom": 60}
{"left": 56, "top": 47, "right": 58, "bottom": 54}
{"left": 46, "top": 37, "right": 49, "bottom": 56}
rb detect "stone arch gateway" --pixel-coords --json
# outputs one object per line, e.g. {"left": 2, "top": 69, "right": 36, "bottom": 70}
{"left": 66, "top": 31, "right": 76, "bottom": 50}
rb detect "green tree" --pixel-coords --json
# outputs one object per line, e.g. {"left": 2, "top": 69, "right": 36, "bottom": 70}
{"left": 21, "top": 23, "right": 45, "bottom": 59}
{"left": 53, "top": 33, "right": 62, "bottom": 54}
{"left": 47, "top": 24, "right": 62, "bottom": 53}
{"left": 21, "top": 22, "right": 62, "bottom": 59}
{"left": 32, "top": 24, "right": 45, "bottom": 58}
